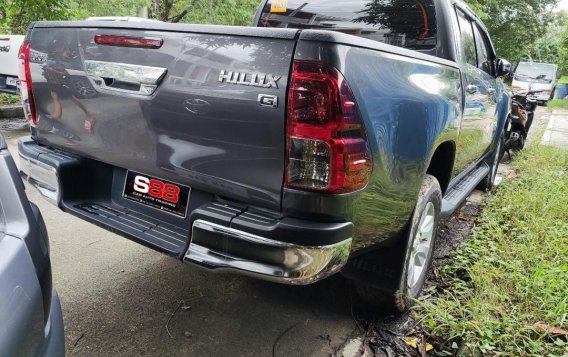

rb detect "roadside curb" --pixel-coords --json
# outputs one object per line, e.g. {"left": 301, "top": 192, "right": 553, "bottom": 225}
{"left": 0, "top": 105, "right": 24, "bottom": 119}
{"left": 542, "top": 110, "right": 568, "bottom": 150}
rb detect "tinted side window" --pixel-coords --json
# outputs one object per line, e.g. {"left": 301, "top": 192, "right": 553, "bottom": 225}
{"left": 473, "top": 25, "right": 493, "bottom": 75}
{"left": 457, "top": 12, "right": 476, "bottom": 67}
{"left": 259, "top": 0, "right": 437, "bottom": 50}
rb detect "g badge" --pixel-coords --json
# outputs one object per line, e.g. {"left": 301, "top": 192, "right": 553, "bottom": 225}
{"left": 258, "top": 94, "right": 278, "bottom": 108}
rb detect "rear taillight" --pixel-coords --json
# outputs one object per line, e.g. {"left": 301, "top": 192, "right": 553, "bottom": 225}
{"left": 286, "top": 61, "right": 372, "bottom": 193}
{"left": 18, "top": 40, "right": 37, "bottom": 125}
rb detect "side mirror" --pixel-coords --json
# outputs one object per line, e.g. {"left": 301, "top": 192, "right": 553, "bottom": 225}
{"left": 497, "top": 59, "right": 512, "bottom": 78}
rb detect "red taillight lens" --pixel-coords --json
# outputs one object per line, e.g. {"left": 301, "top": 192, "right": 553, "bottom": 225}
{"left": 18, "top": 40, "right": 37, "bottom": 125}
{"left": 94, "top": 35, "right": 164, "bottom": 49}
{"left": 286, "top": 61, "right": 372, "bottom": 193}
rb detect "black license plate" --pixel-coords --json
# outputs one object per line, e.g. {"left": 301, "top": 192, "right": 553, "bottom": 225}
{"left": 123, "top": 171, "right": 190, "bottom": 218}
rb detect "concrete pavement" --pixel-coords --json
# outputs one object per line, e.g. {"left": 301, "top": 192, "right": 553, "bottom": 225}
{"left": 542, "top": 109, "right": 568, "bottom": 149}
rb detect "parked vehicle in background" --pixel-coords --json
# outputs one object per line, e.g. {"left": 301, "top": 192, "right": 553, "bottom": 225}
{"left": 0, "top": 35, "right": 25, "bottom": 94}
{"left": 512, "top": 61, "right": 557, "bottom": 103}
{"left": 0, "top": 134, "right": 65, "bottom": 356}
{"left": 19, "top": 0, "right": 511, "bottom": 311}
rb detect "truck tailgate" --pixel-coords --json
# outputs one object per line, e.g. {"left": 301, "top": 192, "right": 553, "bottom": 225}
{"left": 28, "top": 23, "right": 298, "bottom": 210}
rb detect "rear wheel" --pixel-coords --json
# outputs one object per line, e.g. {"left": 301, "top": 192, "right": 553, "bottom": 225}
{"left": 355, "top": 175, "right": 442, "bottom": 312}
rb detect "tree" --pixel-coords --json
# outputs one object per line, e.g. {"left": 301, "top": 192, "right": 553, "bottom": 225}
{"left": 148, "top": 0, "right": 187, "bottom": 22}
{"left": 1, "top": 0, "right": 259, "bottom": 34}
{"left": 463, "top": 0, "right": 559, "bottom": 64}
{"left": 147, "top": 0, "right": 259, "bottom": 25}
{"left": 68, "top": 0, "right": 149, "bottom": 20}
{"left": 1, "top": 0, "right": 73, "bottom": 34}
{"left": 355, "top": 0, "right": 437, "bottom": 40}
{"left": 558, "top": 23, "right": 568, "bottom": 74}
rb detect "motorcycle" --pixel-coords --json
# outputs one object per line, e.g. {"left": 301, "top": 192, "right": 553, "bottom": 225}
{"left": 504, "top": 88, "right": 538, "bottom": 154}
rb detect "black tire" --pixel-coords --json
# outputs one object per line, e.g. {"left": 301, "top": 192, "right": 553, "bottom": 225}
{"left": 355, "top": 175, "right": 442, "bottom": 312}
{"left": 478, "top": 130, "right": 505, "bottom": 190}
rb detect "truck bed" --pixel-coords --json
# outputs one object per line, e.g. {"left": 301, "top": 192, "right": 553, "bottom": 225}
{"left": 28, "top": 22, "right": 298, "bottom": 210}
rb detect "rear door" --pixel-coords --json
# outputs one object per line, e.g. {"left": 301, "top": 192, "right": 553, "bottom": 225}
{"left": 28, "top": 24, "right": 298, "bottom": 210}
{"left": 454, "top": 10, "right": 498, "bottom": 175}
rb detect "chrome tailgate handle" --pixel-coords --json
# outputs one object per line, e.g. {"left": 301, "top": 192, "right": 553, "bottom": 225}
{"left": 84, "top": 60, "right": 167, "bottom": 95}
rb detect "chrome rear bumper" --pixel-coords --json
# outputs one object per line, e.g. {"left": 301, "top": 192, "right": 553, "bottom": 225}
{"left": 185, "top": 220, "right": 352, "bottom": 285}
{"left": 18, "top": 138, "right": 353, "bottom": 285}
{"left": 19, "top": 153, "right": 60, "bottom": 205}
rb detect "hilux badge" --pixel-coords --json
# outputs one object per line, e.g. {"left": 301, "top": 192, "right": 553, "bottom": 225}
{"left": 218, "top": 70, "right": 281, "bottom": 89}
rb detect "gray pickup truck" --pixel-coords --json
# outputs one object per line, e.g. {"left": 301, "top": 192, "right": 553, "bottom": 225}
{"left": 18, "top": 0, "right": 511, "bottom": 310}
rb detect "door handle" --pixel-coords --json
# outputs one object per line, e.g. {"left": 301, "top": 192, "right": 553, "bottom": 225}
{"left": 466, "top": 84, "right": 479, "bottom": 94}
{"left": 84, "top": 60, "right": 167, "bottom": 96}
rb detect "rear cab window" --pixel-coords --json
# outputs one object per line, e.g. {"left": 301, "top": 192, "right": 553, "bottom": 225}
{"left": 258, "top": 0, "right": 437, "bottom": 51}
{"left": 473, "top": 24, "right": 495, "bottom": 76}
{"left": 456, "top": 11, "right": 477, "bottom": 67}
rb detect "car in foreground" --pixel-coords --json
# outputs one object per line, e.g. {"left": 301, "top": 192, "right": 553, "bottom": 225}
{"left": 0, "top": 133, "right": 64, "bottom": 356}
{"left": 18, "top": 0, "right": 510, "bottom": 310}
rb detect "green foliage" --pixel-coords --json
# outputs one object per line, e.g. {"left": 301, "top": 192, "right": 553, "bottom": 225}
{"left": 559, "top": 23, "right": 568, "bottom": 75}
{"left": 548, "top": 99, "right": 568, "bottom": 108}
{"left": 0, "top": 93, "right": 21, "bottom": 106}
{"left": 67, "top": 0, "right": 149, "bottom": 20}
{"left": 417, "top": 142, "right": 568, "bottom": 355}
{"left": 463, "top": 0, "right": 559, "bottom": 64}
{"left": 1, "top": 0, "right": 74, "bottom": 34}
{"left": 164, "top": 0, "right": 259, "bottom": 26}
{"left": 0, "top": 0, "right": 260, "bottom": 34}
{"left": 528, "top": 28, "right": 564, "bottom": 64}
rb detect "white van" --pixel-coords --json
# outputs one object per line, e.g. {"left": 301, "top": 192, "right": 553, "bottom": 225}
{"left": 0, "top": 35, "right": 25, "bottom": 94}
{"left": 512, "top": 62, "right": 558, "bottom": 102}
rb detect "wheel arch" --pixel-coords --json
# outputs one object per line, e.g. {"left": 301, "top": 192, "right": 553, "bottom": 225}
{"left": 425, "top": 140, "right": 456, "bottom": 194}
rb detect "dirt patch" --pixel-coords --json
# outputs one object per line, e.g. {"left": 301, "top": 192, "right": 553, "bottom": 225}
{"left": 337, "top": 108, "right": 553, "bottom": 357}
{"left": 337, "top": 199, "right": 484, "bottom": 357}
{"left": 0, "top": 118, "right": 28, "bottom": 131}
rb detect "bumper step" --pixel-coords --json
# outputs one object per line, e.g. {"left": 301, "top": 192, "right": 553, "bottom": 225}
{"left": 19, "top": 137, "right": 354, "bottom": 284}
{"left": 70, "top": 203, "right": 189, "bottom": 256}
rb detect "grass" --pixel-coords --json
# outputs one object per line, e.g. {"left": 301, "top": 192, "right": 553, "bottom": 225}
{"left": 0, "top": 93, "right": 20, "bottom": 106}
{"left": 548, "top": 99, "right": 568, "bottom": 110}
{"left": 417, "top": 143, "right": 568, "bottom": 356}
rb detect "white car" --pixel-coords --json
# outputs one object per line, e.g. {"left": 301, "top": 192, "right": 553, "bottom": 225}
{"left": 0, "top": 35, "right": 25, "bottom": 94}
{"left": 512, "top": 62, "right": 558, "bottom": 103}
